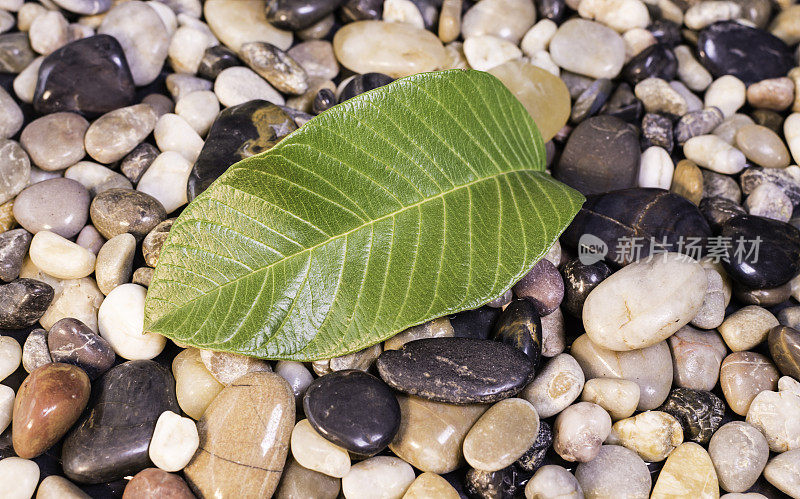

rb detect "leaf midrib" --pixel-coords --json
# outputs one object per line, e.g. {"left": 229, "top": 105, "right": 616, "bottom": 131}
{"left": 148, "top": 167, "right": 545, "bottom": 327}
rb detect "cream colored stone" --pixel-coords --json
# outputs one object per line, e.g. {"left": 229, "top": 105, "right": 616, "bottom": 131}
{"left": 578, "top": 0, "right": 650, "bottom": 32}
{"left": 153, "top": 113, "right": 204, "bottom": 164}
{"left": 98, "top": 283, "right": 166, "bottom": 360}
{"left": 553, "top": 402, "right": 612, "bottom": 462}
{"left": 438, "top": 0, "right": 462, "bottom": 43}
{"left": 172, "top": 348, "right": 224, "bottom": 420}
{"left": 685, "top": 1, "right": 741, "bottom": 29}
{"left": 634, "top": 78, "right": 688, "bottom": 115}
{"left": 651, "top": 442, "right": 719, "bottom": 499}
{"left": 13, "top": 56, "right": 43, "bottom": 104}
{"left": 463, "top": 35, "right": 521, "bottom": 71}
{"left": 548, "top": 19, "right": 626, "bottom": 79}
{"left": 684, "top": 135, "right": 747, "bottom": 174}
{"left": 460, "top": 0, "right": 535, "bottom": 43}
{"left": 521, "top": 19, "right": 557, "bottom": 56}
{"left": 275, "top": 457, "right": 341, "bottom": 499}
{"left": 0, "top": 457, "right": 39, "bottom": 499}
{"left": 525, "top": 465, "right": 583, "bottom": 499}
{"left": 668, "top": 326, "right": 727, "bottom": 391}
{"left": 783, "top": 113, "right": 800, "bottom": 165}
{"left": 137, "top": 151, "right": 193, "bottom": 213}
{"left": 342, "top": 456, "right": 415, "bottom": 499}
{"left": 720, "top": 351, "right": 779, "bottom": 416}
{"left": 35, "top": 475, "right": 90, "bottom": 499}
{"left": 168, "top": 25, "right": 217, "bottom": 74}
{"left": 291, "top": 419, "right": 351, "bottom": 478}
{"left": 214, "top": 66, "right": 285, "bottom": 107}
{"left": 383, "top": 0, "right": 424, "bottom": 28}
{"left": 638, "top": 146, "right": 674, "bottom": 189}
{"left": 29, "top": 10, "right": 68, "bottom": 55}
{"left": 85, "top": 104, "right": 158, "bottom": 164}
{"left": 402, "top": 473, "right": 459, "bottom": 499}
{"left": 95, "top": 233, "right": 135, "bottom": 295}
{"left": 29, "top": 230, "right": 95, "bottom": 279}
{"left": 746, "top": 389, "right": 800, "bottom": 452}
{"left": 607, "top": 411, "right": 683, "bottom": 462}
{"left": 175, "top": 90, "right": 219, "bottom": 137}
{"left": 64, "top": 161, "right": 132, "bottom": 197}
{"left": 521, "top": 353, "right": 584, "bottom": 418}
{"left": 764, "top": 449, "right": 800, "bottom": 498}
{"left": 623, "top": 28, "right": 656, "bottom": 62}
{"left": 204, "top": 0, "right": 291, "bottom": 52}
{"left": 581, "top": 378, "right": 640, "bottom": 420}
{"left": 463, "top": 398, "right": 539, "bottom": 471}
{"left": 675, "top": 45, "right": 713, "bottom": 92}
{"left": 199, "top": 349, "right": 271, "bottom": 386}
{"left": 574, "top": 445, "right": 651, "bottom": 498}
{"left": 0, "top": 335, "right": 21, "bottom": 382}
{"left": 37, "top": 276, "right": 103, "bottom": 333}
{"left": 735, "top": 124, "right": 791, "bottom": 168}
{"left": 718, "top": 305, "right": 779, "bottom": 352}
{"left": 705, "top": 75, "right": 747, "bottom": 117}
{"left": 149, "top": 410, "right": 199, "bottom": 472}
{"left": 0, "top": 384, "right": 13, "bottom": 434}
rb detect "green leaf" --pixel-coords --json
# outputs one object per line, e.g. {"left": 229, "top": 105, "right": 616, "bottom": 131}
{"left": 144, "top": 69, "right": 584, "bottom": 361}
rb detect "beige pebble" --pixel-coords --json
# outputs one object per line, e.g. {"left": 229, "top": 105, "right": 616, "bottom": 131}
{"left": 706, "top": 75, "right": 747, "bottom": 117}
{"left": 385, "top": 318, "right": 453, "bottom": 350}
{"left": 203, "top": 0, "right": 291, "bottom": 52}
{"left": 718, "top": 305, "right": 779, "bottom": 352}
{"left": 577, "top": 0, "right": 650, "bottom": 32}
{"left": 460, "top": 0, "right": 535, "bottom": 43}
{"left": 675, "top": 45, "right": 712, "bottom": 92}
{"left": 634, "top": 77, "right": 688, "bottom": 115}
{"left": 199, "top": 349, "right": 271, "bottom": 385}
{"left": 668, "top": 326, "right": 727, "bottom": 392}
{"left": 548, "top": 19, "right": 626, "bottom": 79}
{"left": 84, "top": 104, "right": 158, "bottom": 164}
{"left": 520, "top": 19, "right": 557, "bottom": 56}
{"left": 463, "top": 398, "right": 539, "bottom": 471}
{"left": 521, "top": 353, "right": 584, "bottom": 418}
{"left": 553, "top": 401, "right": 612, "bottom": 462}
{"left": 691, "top": 267, "right": 727, "bottom": 329}
{"left": 383, "top": 0, "right": 424, "bottom": 28}
{"left": 735, "top": 124, "right": 791, "bottom": 168}
{"left": 342, "top": 456, "right": 415, "bottom": 499}
{"left": 463, "top": 35, "right": 521, "bottom": 71}
{"left": 684, "top": 135, "right": 747, "bottom": 174}
{"left": 714, "top": 113, "right": 755, "bottom": 145}
{"left": 746, "top": 389, "right": 800, "bottom": 452}
{"left": 95, "top": 233, "right": 135, "bottom": 295}
{"left": 685, "top": 1, "right": 741, "bottom": 29}
{"left": 437, "top": 0, "right": 462, "bottom": 43}
{"left": 402, "top": 473, "right": 459, "bottom": 499}
{"left": 153, "top": 113, "right": 204, "bottom": 164}
{"left": 581, "top": 378, "right": 640, "bottom": 421}
{"left": 274, "top": 456, "right": 340, "bottom": 499}
{"left": 708, "top": 421, "right": 769, "bottom": 493}
{"left": 784, "top": 113, "right": 800, "bottom": 164}
{"left": 29, "top": 230, "right": 95, "bottom": 279}
{"left": 764, "top": 449, "right": 800, "bottom": 498}
{"left": 291, "top": 419, "right": 351, "bottom": 478}
{"left": 607, "top": 410, "right": 683, "bottom": 462}
{"left": 651, "top": 442, "right": 719, "bottom": 499}
{"left": 747, "top": 77, "right": 794, "bottom": 111}
{"left": 525, "top": 465, "right": 583, "bottom": 499}
{"left": 37, "top": 276, "right": 104, "bottom": 333}
{"left": 35, "top": 475, "right": 90, "bottom": 499}
{"left": 148, "top": 410, "right": 199, "bottom": 472}
{"left": 622, "top": 28, "right": 656, "bottom": 62}
{"left": 172, "top": 348, "right": 224, "bottom": 420}
{"left": 574, "top": 445, "right": 651, "bottom": 498}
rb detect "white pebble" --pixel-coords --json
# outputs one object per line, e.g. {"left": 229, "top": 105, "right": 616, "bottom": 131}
{"left": 0, "top": 384, "right": 12, "bottom": 434}
{"left": 13, "top": 56, "right": 43, "bottom": 104}
{"left": 98, "top": 283, "right": 166, "bottom": 360}
{"left": 30, "top": 230, "right": 96, "bottom": 279}
{"left": 154, "top": 113, "right": 204, "bottom": 163}
{"left": 670, "top": 80, "right": 703, "bottom": 112}
{"left": 0, "top": 335, "right": 21, "bottom": 382}
{"left": 214, "top": 66, "right": 285, "bottom": 108}
{"left": 674, "top": 45, "right": 712, "bottom": 92}
{"left": 529, "top": 50, "right": 560, "bottom": 76}
{"left": 342, "top": 456, "right": 415, "bottom": 499}
{"left": 622, "top": 28, "right": 656, "bottom": 62}
{"left": 784, "top": 113, "right": 800, "bottom": 165}
{"left": 383, "top": 0, "right": 425, "bottom": 28}
{"left": 275, "top": 360, "right": 314, "bottom": 405}
{"left": 578, "top": 0, "right": 650, "bottom": 32}
{"left": 29, "top": 10, "right": 68, "bottom": 55}
{"left": 65, "top": 161, "right": 132, "bottom": 196}
{"left": 684, "top": 1, "right": 741, "bottom": 30}
{"left": 147, "top": 0, "right": 178, "bottom": 35}
{"left": 0, "top": 457, "right": 39, "bottom": 499}
{"left": 684, "top": 135, "right": 747, "bottom": 174}
{"left": 463, "top": 35, "right": 522, "bottom": 72}
{"left": 137, "top": 151, "right": 193, "bottom": 213}
{"left": 291, "top": 418, "right": 351, "bottom": 478}
{"left": 705, "top": 75, "right": 746, "bottom": 118}
{"left": 149, "top": 410, "right": 200, "bottom": 472}
{"left": 638, "top": 146, "right": 674, "bottom": 189}
{"left": 16, "top": 2, "right": 46, "bottom": 31}
{"left": 175, "top": 90, "right": 219, "bottom": 136}
{"left": 168, "top": 26, "right": 217, "bottom": 74}
{"left": 521, "top": 19, "right": 558, "bottom": 56}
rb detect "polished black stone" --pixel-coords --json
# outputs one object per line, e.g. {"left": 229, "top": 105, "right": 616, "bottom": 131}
{"left": 553, "top": 116, "right": 640, "bottom": 195}
{"left": 338, "top": 72, "right": 394, "bottom": 103}
{"left": 266, "top": 0, "right": 344, "bottom": 30}
{"left": 187, "top": 100, "right": 297, "bottom": 201}
{"left": 61, "top": 360, "right": 179, "bottom": 484}
{"left": 719, "top": 215, "right": 800, "bottom": 288}
{"left": 0, "top": 279, "right": 53, "bottom": 329}
{"left": 312, "top": 88, "right": 336, "bottom": 114}
{"left": 536, "top": 0, "right": 566, "bottom": 22}
{"left": 197, "top": 45, "right": 241, "bottom": 81}
{"left": 559, "top": 258, "right": 613, "bottom": 318}
{"left": 641, "top": 113, "right": 673, "bottom": 153}
{"left": 697, "top": 21, "right": 793, "bottom": 84}
{"left": 465, "top": 467, "right": 516, "bottom": 499}
{"left": 491, "top": 299, "right": 542, "bottom": 370}
{"left": 516, "top": 421, "right": 553, "bottom": 473}
{"left": 303, "top": 370, "right": 400, "bottom": 456}
{"left": 339, "top": 0, "right": 382, "bottom": 21}
{"left": 622, "top": 43, "right": 677, "bottom": 86}
{"left": 648, "top": 20, "right": 682, "bottom": 47}
{"left": 657, "top": 387, "right": 724, "bottom": 445}
{"left": 699, "top": 196, "right": 746, "bottom": 231}
{"left": 570, "top": 78, "right": 613, "bottom": 124}
{"left": 376, "top": 338, "right": 534, "bottom": 404}
{"left": 561, "top": 188, "right": 712, "bottom": 266}
{"left": 450, "top": 306, "right": 501, "bottom": 340}
{"left": 600, "top": 82, "right": 642, "bottom": 123}
{"left": 33, "top": 35, "right": 135, "bottom": 116}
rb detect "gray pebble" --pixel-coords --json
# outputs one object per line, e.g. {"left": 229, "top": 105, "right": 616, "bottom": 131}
{"left": 48, "top": 317, "right": 115, "bottom": 379}
{"left": 674, "top": 107, "right": 724, "bottom": 146}
{"left": 131, "top": 266, "right": 154, "bottom": 287}
{"left": 75, "top": 225, "right": 105, "bottom": 255}
{"left": 778, "top": 306, "right": 800, "bottom": 330}
{"left": 89, "top": 188, "right": 167, "bottom": 241}
{"left": 0, "top": 278, "right": 54, "bottom": 329}
{"left": 702, "top": 170, "right": 741, "bottom": 203}
{"left": 570, "top": 78, "right": 613, "bottom": 123}
{"left": 239, "top": 41, "right": 309, "bottom": 95}
{"left": 20, "top": 112, "right": 89, "bottom": 171}
{"left": 287, "top": 40, "right": 339, "bottom": 81}
{"left": 120, "top": 143, "right": 159, "bottom": 185}
{"left": 0, "top": 32, "right": 35, "bottom": 74}
{"left": 95, "top": 233, "right": 136, "bottom": 295}
{"left": 641, "top": 113, "right": 674, "bottom": 153}
{"left": 740, "top": 166, "right": 800, "bottom": 206}
{"left": 12, "top": 178, "right": 90, "bottom": 239}
{"left": 142, "top": 218, "right": 174, "bottom": 268}
{"left": 22, "top": 328, "right": 52, "bottom": 373}
{"left": 0, "top": 229, "right": 32, "bottom": 283}
{"left": 0, "top": 139, "right": 30, "bottom": 204}
{"left": 0, "top": 86, "right": 22, "bottom": 139}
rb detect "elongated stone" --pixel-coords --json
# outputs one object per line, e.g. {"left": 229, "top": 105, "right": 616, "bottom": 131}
{"left": 463, "top": 398, "right": 539, "bottom": 472}
{"left": 549, "top": 19, "right": 625, "bottom": 79}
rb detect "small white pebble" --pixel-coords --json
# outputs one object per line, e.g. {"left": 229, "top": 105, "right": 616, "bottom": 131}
{"left": 98, "top": 283, "right": 166, "bottom": 360}
{"left": 382, "top": 0, "right": 425, "bottom": 28}
{"left": 577, "top": 0, "right": 650, "bottom": 32}
{"left": 684, "top": 1, "right": 741, "bottom": 30}
{"left": 175, "top": 90, "right": 220, "bottom": 137}
{"left": 784, "top": 113, "right": 800, "bottom": 165}
{"left": 214, "top": 66, "right": 285, "bottom": 108}
{"left": 291, "top": 418, "right": 351, "bottom": 478}
{"left": 674, "top": 45, "right": 712, "bottom": 92}
{"left": 0, "top": 457, "right": 39, "bottom": 499}
{"left": 0, "top": 384, "right": 13, "bottom": 433}
{"left": 137, "top": 151, "right": 193, "bottom": 213}
{"left": 521, "top": 19, "right": 558, "bottom": 56}
{"left": 684, "top": 135, "right": 747, "bottom": 174}
{"left": 529, "top": 50, "right": 560, "bottom": 77}
{"left": 29, "top": 230, "right": 96, "bottom": 279}
{"left": 12, "top": 56, "right": 43, "bottom": 104}
{"left": 153, "top": 113, "right": 204, "bottom": 164}
{"left": 342, "top": 456, "right": 416, "bottom": 499}
{"left": 28, "top": 10, "right": 68, "bottom": 55}
{"left": 705, "top": 75, "right": 746, "bottom": 118}
{"left": 638, "top": 146, "right": 674, "bottom": 189}
{"left": 463, "top": 35, "right": 522, "bottom": 72}
{"left": 0, "top": 336, "right": 21, "bottom": 382}
{"left": 149, "top": 410, "right": 200, "bottom": 472}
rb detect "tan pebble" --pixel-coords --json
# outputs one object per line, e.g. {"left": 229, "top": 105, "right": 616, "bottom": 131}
{"left": 651, "top": 442, "right": 719, "bottom": 499}
{"left": 463, "top": 398, "right": 539, "bottom": 471}
{"left": 581, "top": 378, "right": 640, "bottom": 421}
{"left": 606, "top": 411, "right": 683, "bottom": 462}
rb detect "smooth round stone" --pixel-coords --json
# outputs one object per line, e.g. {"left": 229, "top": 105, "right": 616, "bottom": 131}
{"left": 512, "top": 259, "right": 564, "bottom": 316}
{"left": 553, "top": 402, "right": 612, "bottom": 462}
{"left": 29, "top": 231, "right": 95, "bottom": 280}
{"left": 720, "top": 352, "right": 779, "bottom": 416}
{"left": 142, "top": 94, "right": 174, "bottom": 119}
{"left": 698, "top": 21, "right": 792, "bottom": 84}
{"left": 288, "top": 40, "right": 338, "bottom": 81}
{"left": 20, "top": 113, "right": 88, "bottom": 172}
{"left": 390, "top": 395, "right": 487, "bottom": 474}
{"left": 148, "top": 411, "right": 199, "bottom": 472}
{"left": 403, "top": 472, "right": 459, "bottom": 499}
{"left": 34, "top": 35, "right": 135, "bottom": 116}
{"left": 462, "top": 34, "right": 522, "bottom": 72}
{"left": 658, "top": 387, "right": 724, "bottom": 445}
{"left": 684, "top": 135, "right": 746, "bottom": 175}
{"left": 558, "top": 258, "right": 611, "bottom": 318}
{"left": 122, "top": 468, "right": 195, "bottom": 499}
{"left": 22, "top": 328, "right": 51, "bottom": 373}
{"left": 90, "top": 188, "right": 167, "bottom": 241}
{"left": 553, "top": 115, "right": 639, "bottom": 195}
{"left": 95, "top": 233, "right": 135, "bottom": 295}
{"left": 718, "top": 305, "right": 778, "bottom": 352}
{"left": 121, "top": 143, "right": 159, "bottom": 184}
{"left": 581, "top": 378, "right": 640, "bottom": 421}
{"left": 638, "top": 146, "right": 673, "bottom": 189}
{"left": 735, "top": 124, "right": 790, "bottom": 169}
{"left": 463, "top": 398, "right": 539, "bottom": 472}
{"left": 62, "top": 360, "right": 179, "bottom": 484}
{"left": 13, "top": 178, "right": 89, "bottom": 239}
{"left": 0, "top": 229, "right": 32, "bottom": 283}
{"left": 709, "top": 421, "right": 769, "bottom": 493}
{"left": 607, "top": 410, "right": 683, "bottom": 462}
{"left": 769, "top": 326, "right": 800, "bottom": 380}
{"left": 574, "top": 445, "right": 650, "bottom": 498}
{"left": 275, "top": 360, "right": 314, "bottom": 406}
{"left": 634, "top": 77, "right": 687, "bottom": 115}
{"left": 36, "top": 475, "right": 91, "bottom": 499}
{"left": 651, "top": 442, "right": 718, "bottom": 498}
{"left": 136, "top": 152, "right": 193, "bottom": 214}
{"left": 36, "top": 275, "right": 103, "bottom": 334}
{"left": 341, "top": 456, "right": 414, "bottom": 499}
{"left": 747, "top": 77, "right": 794, "bottom": 111}
{"left": 0, "top": 140, "right": 30, "bottom": 205}
{"left": 167, "top": 25, "right": 217, "bottom": 75}
{"left": 583, "top": 253, "right": 706, "bottom": 351}
{"left": 525, "top": 465, "right": 582, "bottom": 499}
{"left": 84, "top": 104, "right": 157, "bottom": 164}
{"left": 668, "top": 326, "right": 726, "bottom": 392}
{"left": 0, "top": 335, "right": 21, "bottom": 382}
{"left": 0, "top": 87, "right": 22, "bottom": 141}
{"left": 303, "top": 370, "right": 400, "bottom": 456}
{"left": 175, "top": 91, "right": 218, "bottom": 137}
{"left": 204, "top": 0, "right": 291, "bottom": 52}
{"left": 141, "top": 219, "right": 173, "bottom": 268}
{"left": 265, "top": 0, "right": 339, "bottom": 30}
{"left": 98, "top": 283, "right": 166, "bottom": 360}
{"left": 579, "top": 0, "right": 649, "bottom": 33}
{"left": 746, "top": 389, "right": 800, "bottom": 452}
{"left": 29, "top": 11, "right": 68, "bottom": 56}
{"left": 521, "top": 353, "right": 584, "bottom": 418}
{"left": 714, "top": 114, "right": 754, "bottom": 146}
{"left": 0, "top": 457, "right": 39, "bottom": 499}
{"left": 764, "top": 450, "right": 800, "bottom": 497}
{"left": 572, "top": 334, "right": 671, "bottom": 410}
{"left": 48, "top": 317, "right": 115, "bottom": 380}
{"left": 291, "top": 418, "right": 351, "bottom": 478}
{"left": 705, "top": 76, "right": 747, "bottom": 119}
{"left": 333, "top": 20, "right": 445, "bottom": 78}
{"left": 549, "top": 19, "right": 625, "bottom": 79}
{"left": 0, "top": 278, "right": 55, "bottom": 329}
{"left": 274, "top": 456, "right": 341, "bottom": 499}
{"left": 213, "top": 66, "right": 285, "bottom": 107}
{"left": 171, "top": 348, "right": 223, "bottom": 420}
{"left": 12, "top": 363, "right": 90, "bottom": 459}
{"left": 153, "top": 114, "right": 204, "bottom": 164}
{"left": 199, "top": 349, "right": 271, "bottom": 386}
{"left": 65, "top": 162, "right": 133, "bottom": 198}
{"left": 460, "top": 0, "right": 534, "bottom": 43}
{"left": 376, "top": 338, "right": 534, "bottom": 404}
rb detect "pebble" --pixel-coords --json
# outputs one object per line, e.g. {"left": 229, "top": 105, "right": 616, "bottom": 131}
{"left": 13, "top": 178, "right": 90, "bottom": 239}
{"left": 581, "top": 378, "right": 640, "bottom": 420}
{"left": 20, "top": 112, "right": 89, "bottom": 172}
{"left": 90, "top": 188, "right": 167, "bottom": 241}
{"left": 141, "top": 219, "right": 173, "bottom": 268}
{"left": 578, "top": 0, "right": 649, "bottom": 32}
{"left": 0, "top": 84, "right": 23, "bottom": 141}
{"left": 274, "top": 456, "right": 341, "bottom": 499}
{"left": 622, "top": 28, "right": 656, "bottom": 63}
{"left": 558, "top": 258, "right": 612, "bottom": 318}
{"left": 524, "top": 465, "right": 583, "bottom": 499}
{"left": 763, "top": 450, "right": 800, "bottom": 498}
{"left": 461, "top": 0, "right": 534, "bottom": 43}
{"left": 736, "top": 124, "right": 791, "bottom": 168}
{"left": 376, "top": 337, "right": 534, "bottom": 404}
{"left": 670, "top": 159, "right": 704, "bottom": 205}
{"left": 204, "top": 0, "right": 291, "bottom": 53}
{"left": 0, "top": 335, "right": 21, "bottom": 381}
{"left": 385, "top": 318, "right": 454, "bottom": 350}
{"left": 0, "top": 457, "right": 39, "bottom": 499}
{"left": 131, "top": 267, "right": 153, "bottom": 288}
{"left": 574, "top": 445, "right": 651, "bottom": 498}
{"left": 746, "top": 388, "right": 800, "bottom": 452}
{"left": 291, "top": 418, "right": 351, "bottom": 478}
{"left": 342, "top": 456, "right": 415, "bottom": 499}
{"left": 98, "top": 283, "right": 166, "bottom": 360}
{"left": 708, "top": 421, "right": 769, "bottom": 493}
{"left": 29, "top": 231, "right": 95, "bottom": 280}
{"left": 607, "top": 410, "right": 683, "bottom": 462}
{"left": 214, "top": 66, "right": 285, "bottom": 107}
{"left": 747, "top": 77, "right": 795, "bottom": 111}
{"left": 553, "top": 401, "right": 612, "bottom": 462}
{"left": 668, "top": 326, "right": 727, "bottom": 392}
{"left": 142, "top": 93, "right": 174, "bottom": 117}
{"left": 788, "top": 114, "right": 800, "bottom": 164}
{"left": 549, "top": 19, "right": 625, "bottom": 79}
{"left": 303, "top": 370, "right": 400, "bottom": 456}
{"left": 714, "top": 113, "right": 754, "bottom": 145}
{"left": 634, "top": 77, "right": 688, "bottom": 115}
{"left": 744, "top": 182, "right": 792, "bottom": 222}
{"left": 740, "top": 166, "right": 800, "bottom": 206}
{"left": 167, "top": 25, "right": 216, "bottom": 75}
{"left": 36, "top": 475, "right": 91, "bottom": 499}
{"left": 22, "top": 328, "right": 50, "bottom": 373}
{"left": 314, "top": 344, "right": 383, "bottom": 374}
{"left": 287, "top": 40, "right": 338, "bottom": 82}
{"left": 0, "top": 229, "right": 31, "bottom": 282}
{"left": 60, "top": 361, "right": 177, "bottom": 484}
{"left": 720, "top": 351, "right": 779, "bottom": 416}
{"left": 152, "top": 114, "right": 204, "bottom": 164}
{"left": 84, "top": 104, "right": 157, "bottom": 164}
{"left": 684, "top": 135, "right": 747, "bottom": 174}
{"left": 48, "top": 317, "right": 115, "bottom": 379}
{"left": 769, "top": 326, "right": 800, "bottom": 380}
{"left": 240, "top": 41, "right": 308, "bottom": 95}
{"left": 170, "top": 348, "right": 223, "bottom": 420}
{"left": 671, "top": 80, "right": 704, "bottom": 112}
{"left": 137, "top": 152, "right": 193, "bottom": 214}
{"left": 675, "top": 107, "right": 725, "bottom": 146}
{"left": 12, "top": 363, "right": 90, "bottom": 459}
{"left": 37, "top": 275, "right": 104, "bottom": 333}
{"left": 0, "top": 140, "right": 30, "bottom": 206}
{"left": 148, "top": 410, "right": 199, "bottom": 472}
{"left": 0, "top": 32, "right": 35, "bottom": 74}
{"left": 520, "top": 19, "right": 557, "bottom": 56}
{"left": 95, "top": 233, "right": 135, "bottom": 295}
{"left": 122, "top": 468, "right": 195, "bottom": 499}
{"left": 121, "top": 143, "right": 159, "bottom": 184}
{"left": 685, "top": 1, "right": 741, "bottom": 29}
{"left": 275, "top": 360, "right": 314, "bottom": 406}
{"left": 65, "top": 162, "right": 132, "bottom": 199}
{"left": 638, "top": 146, "right": 674, "bottom": 189}
{"left": 658, "top": 387, "right": 724, "bottom": 445}
{"left": 718, "top": 305, "right": 778, "bottom": 352}
{"left": 651, "top": 442, "right": 718, "bottom": 498}
{"left": 463, "top": 398, "right": 539, "bottom": 471}
{"left": 463, "top": 35, "right": 522, "bottom": 72}
{"left": 404, "top": 472, "right": 460, "bottom": 499}
{"left": 490, "top": 299, "right": 542, "bottom": 367}
{"left": 265, "top": 0, "right": 340, "bottom": 31}
{"left": 512, "top": 259, "right": 564, "bottom": 316}
{"left": 175, "top": 91, "right": 218, "bottom": 136}
{"left": 724, "top": 215, "right": 800, "bottom": 288}
{"left": 390, "top": 395, "right": 487, "bottom": 474}
{"left": 705, "top": 75, "right": 747, "bottom": 118}
{"left": 199, "top": 349, "right": 271, "bottom": 385}
{"left": 521, "top": 353, "right": 584, "bottom": 418}
{"left": 197, "top": 44, "right": 239, "bottom": 79}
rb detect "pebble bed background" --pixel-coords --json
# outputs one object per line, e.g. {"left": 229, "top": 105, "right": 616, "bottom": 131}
{"left": 1, "top": 0, "right": 800, "bottom": 497}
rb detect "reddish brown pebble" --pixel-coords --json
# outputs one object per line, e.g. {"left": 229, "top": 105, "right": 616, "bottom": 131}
{"left": 123, "top": 468, "right": 196, "bottom": 499}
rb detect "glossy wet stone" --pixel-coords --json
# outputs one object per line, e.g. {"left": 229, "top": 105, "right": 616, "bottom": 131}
{"left": 338, "top": 72, "right": 393, "bottom": 103}
{"left": 12, "top": 363, "right": 90, "bottom": 459}
{"left": 197, "top": 45, "right": 240, "bottom": 80}
{"left": 303, "top": 370, "right": 400, "bottom": 456}
{"left": 668, "top": 326, "right": 726, "bottom": 391}
{"left": 559, "top": 258, "right": 612, "bottom": 318}
{"left": 622, "top": 43, "right": 677, "bottom": 86}
{"left": 122, "top": 468, "right": 195, "bottom": 499}
{"left": 574, "top": 445, "right": 651, "bottom": 498}
{"left": 463, "top": 398, "right": 539, "bottom": 472}
{"left": 768, "top": 326, "right": 800, "bottom": 380}
{"left": 265, "top": 0, "right": 342, "bottom": 30}
{"left": 657, "top": 387, "right": 724, "bottom": 445}
{"left": 698, "top": 21, "right": 793, "bottom": 84}
{"left": 562, "top": 188, "right": 710, "bottom": 266}
{"left": 187, "top": 100, "right": 296, "bottom": 201}
{"left": 34, "top": 35, "right": 135, "bottom": 116}
{"left": 62, "top": 360, "right": 180, "bottom": 484}
{"left": 274, "top": 456, "right": 341, "bottom": 499}
{"left": 553, "top": 116, "right": 640, "bottom": 195}
{"left": 491, "top": 299, "right": 542, "bottom": 369}
{"left": 516, "top": 420, "right": 553, "bottom": 474}
{"left": 0, "top": 279, "right": 53, "bottom": 329}
{"left": 720, "top": 215, "right": 800, "bottom": 288}
{"left": 720, "top": 351, "right": 779, "bottom": 416}
{"left": 553, "top": 401, "right": 612, "bottom": 463}
{"left": 290, "top": 418, "right": 350, "bottom": 478}
{"left": 376, "top": 337, "right": 534, "bottom": 404}
{"left": 184, "top": 372, "right": 294, "bottom": 497}
{"left": 47, "top": 317, "right": 115, "bottom": 380}
{"left": 90, "top": 188, "right": 166, "bottom": 241}
{"left": 404, "top": 472, "right": 459, "bottom": 499}
{"left": 12, "top": 178, "right": 90, "bottom": 239}
{"left": 0, "top": 229, "right": 31, "bottom": 283}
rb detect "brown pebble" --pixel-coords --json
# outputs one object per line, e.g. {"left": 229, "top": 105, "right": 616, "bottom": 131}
{"left": 746, "top": 77, "right": 795, "bottom": 111}
{"left": 670, "top": 159, "right": 703, "bottom": 205}
{"left": 768, "top": 326, "right": 800, "bottom": 380}
{"left": 123, "top": 468, "right": 195, "bottom": 499}
{"left": 720, "top": 351, "right": 779, "bottom": 416}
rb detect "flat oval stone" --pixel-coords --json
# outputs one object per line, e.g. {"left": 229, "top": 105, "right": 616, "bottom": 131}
{"left": 549, "top": 19, "right": 626, "bottom": 79}
{"left": 720, "top": 351, "right": 779, "bottom": 416}
{"left": 735, "top": 124, "right": 791, "bottom": 169}
{"left": 85, "top": 104, "right": 158, "bottom": 164}
{"left": 0, "top": 279, "right": 54, "bottom": 329}
{"left": 657, "top": 387, "right": 724, "bottom": 445}
{"left": 389, "top": 394, "right": 487, "bottom": 474}
{"left": 581, "top": 378, "right": 640, "bottom": 420}
{"left": 204, "top": 0, "right": 292, "bottom": 52}
{"left": 34, "top": 35, "right": 135, "bottom": 116}
{"left": 583, "top": 253, "right": 707, "bottom": 351}
{"left": 341, "top": 456, "right": 414, "bottom": 499}
{"left": 90, "top": 188, "right": 166, "bottom": 241}
{"left": 0, "top": 140, "right": 30, "bottom": 206}
{"left": 61, "top": 360, "right": 180, "bottom": 484}
{"left": 574, "top": 445, "right": 651, "bottom": 498}
{"left": 0, "top": 33, "right": 36, "bottom": 74}
{"left": 553, "top": 116, "right": 640, "bottom": 195}
{"left": 184, "top": 372, "right": 294, "bottom": 496}
{"left": 303, "top": 370, "right": 400, "bottom": 456}
{"left": 720, "top": 215, "right": 800, "bottom": 288}
{"left": 651, "top": 442, "right": 718, "bottom": 499}
{"left": 463, "top": 398, "right": 539, "bottom": 472}
{"left": 698, "top": 21, "right": 792, "bottom": 84}
{"left": 122, "top": 468, "right": 195, "bottom": 499}
{"left": 12, "top": 363, "right": 90, "bottom": 459}
{"left": 333, "top": 20, "right": 446, "bottom": 78}
{"left": 20, "top": 113, "right": 89, "bottom": 171}
{"left": 376, "top": 337, "right": 534, "bottom": 404}
{"left": 708, "top": 421, "right": 769, "bottom": 493}
{"left": 48, "top": 317, "right": 115, "bottom": 380}
{"left": 12, "top": 178, "right": 89, "bottom": 239}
